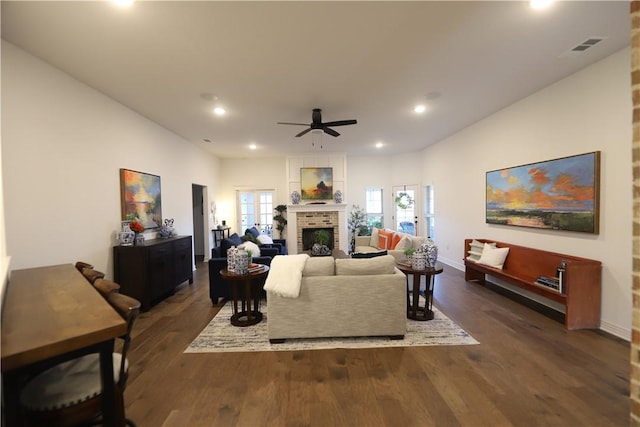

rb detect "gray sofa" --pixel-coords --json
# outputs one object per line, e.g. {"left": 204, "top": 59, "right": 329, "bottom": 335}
{"left": 266, "top": 254, "right": 406, "bottom": 343}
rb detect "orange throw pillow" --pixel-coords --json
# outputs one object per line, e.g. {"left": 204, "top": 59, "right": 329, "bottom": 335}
{"left": 391, "top": 233, "right": 403, "bottom": 249}
{"left": 378, "top": 230, "right": 394, "bottom": 249}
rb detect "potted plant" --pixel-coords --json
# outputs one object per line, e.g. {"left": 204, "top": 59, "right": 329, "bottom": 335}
{"left": 404, "top": 248, "right": 416, "bottom": 264}
{"left": 273, "top": 204, "right": 287, "bottom": 238}
{"left": 312, "top": 229, "right": 332, "bottom": 256}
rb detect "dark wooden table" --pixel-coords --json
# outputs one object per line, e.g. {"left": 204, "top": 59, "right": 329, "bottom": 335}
{"left": 1, "top": 264, "right": 127, "bottom": 426}
{"left": 211, "top": 226, "right": 231, "bottom": 247}
{"left": 220, "top": 265, "right": 270, "bottom": 327}
{"left": 396, "top": 262, "right": 444, "bottom": 321}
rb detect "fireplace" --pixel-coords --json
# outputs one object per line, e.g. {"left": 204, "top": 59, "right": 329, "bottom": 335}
{"left": 302, "top": 227, "right": 334, "bottom": 251}
{"left": 286, "top": 203, "right": 347, "bottom": 255}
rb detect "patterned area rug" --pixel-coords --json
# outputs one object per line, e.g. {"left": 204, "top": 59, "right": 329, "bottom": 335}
{"left": 185, "top": 301, "right": 478, "bottom": 353}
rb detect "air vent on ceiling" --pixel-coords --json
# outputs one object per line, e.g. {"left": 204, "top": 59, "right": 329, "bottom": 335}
{"left": 558, "top": 36, "right": 606, "bottom": 58}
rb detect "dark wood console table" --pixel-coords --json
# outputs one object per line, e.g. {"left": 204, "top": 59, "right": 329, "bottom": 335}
{"left": 211, "top": 226, "right": 231, "bottom": 247}
{"left": 114, "top": 236, "right": 193, "bottom": 311}
{"left": 2, "top": 264, "right": 127, "bottom": 427}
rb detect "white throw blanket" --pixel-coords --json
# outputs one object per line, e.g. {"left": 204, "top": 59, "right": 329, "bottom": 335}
{"left": 263, "top": 254, "right": 309, "bottom": 298}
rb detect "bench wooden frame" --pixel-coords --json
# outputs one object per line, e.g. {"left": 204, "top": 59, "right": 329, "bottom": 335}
{"left": 464, "top": 239, "right": 602, "bottom": 330}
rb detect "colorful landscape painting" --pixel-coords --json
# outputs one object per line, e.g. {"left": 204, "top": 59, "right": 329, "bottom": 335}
{"left": 300, "top": 167, "right": 333, "bottom": 200}
{"left": 120, "top": 169, "right": 162, "bottom": 229}
{"left": 486, "top": 152, "right": 600, "bottom": 233}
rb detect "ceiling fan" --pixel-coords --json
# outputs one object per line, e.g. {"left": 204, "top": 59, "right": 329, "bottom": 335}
{"left": 278, "top": 108, "right": 357, "bottom": 137}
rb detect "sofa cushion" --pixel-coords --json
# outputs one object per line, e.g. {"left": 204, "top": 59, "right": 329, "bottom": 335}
{"left": 351, "top": 250, "right": 388, "bottom": 259}
{"left": 220, "top": 233, "right": 243, "bottom": 256}
{"left": 391, "top": 233, "right": 402, "bottom": 249}
{"left": 302, "top": 256, "right": 335, "bottom": 276}
{"left": 335, "top": 255, "right": 396, "bottom": 276}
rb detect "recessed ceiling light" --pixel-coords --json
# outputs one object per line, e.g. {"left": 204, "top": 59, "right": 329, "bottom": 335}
{"left": 249, "top": 143, "right": 257, "bottom": 150}
{"left": 530, "top": 0, "right": 553, "bottom": 10}
{"left": 213, "top": 107, "right": 226, "bottom": 116}
{"left": 111, "top": 0, "right": 134, "bottom": 8}
{"left": 414, "top": 105, "right": 426, "bottom": 114}
{"left": 375, "top": 142, "right": 384, "bottom": 149}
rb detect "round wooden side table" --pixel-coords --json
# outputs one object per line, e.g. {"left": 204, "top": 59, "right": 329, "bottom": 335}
{"left": 396, "top": 262, "right": 443, "bottom": 321}
{"left": 220, "top": 265, "right": 270, "bottom": 327}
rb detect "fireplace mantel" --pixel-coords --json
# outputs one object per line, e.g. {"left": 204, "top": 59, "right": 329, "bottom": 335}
{"left": 286, "top": 204, "right": 348, "bottom": 255}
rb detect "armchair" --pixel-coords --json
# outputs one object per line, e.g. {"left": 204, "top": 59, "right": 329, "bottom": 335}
{"left": 208, "top": 232, "right": 278, "bottom": 304}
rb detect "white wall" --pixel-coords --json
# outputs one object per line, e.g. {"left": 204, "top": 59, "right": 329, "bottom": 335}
{"left": 347, "top": 153, "right": 423, "bottom": 230}
{"left": 1, "top": 41, "right": 221, "bottom": 276}
{"left": 417, "top": 47, "right": 632, "bottom": 338}
{"left": 218, "top": 157, "right": 288, "bottom": 234}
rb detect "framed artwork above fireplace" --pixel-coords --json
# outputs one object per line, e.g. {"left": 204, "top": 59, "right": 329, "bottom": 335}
{"left": 300, "top": 167, "right": 333, "bottom": 201}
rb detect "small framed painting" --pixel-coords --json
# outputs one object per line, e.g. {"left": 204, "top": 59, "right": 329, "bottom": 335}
{"left": 301, "top": 167, "right": 333, "bottom": 200}
{"left": 120, "top": 168, "right": 162, "bottom": 229}
{"left": 486, "top": 151, "right": 600, "bottom": 233}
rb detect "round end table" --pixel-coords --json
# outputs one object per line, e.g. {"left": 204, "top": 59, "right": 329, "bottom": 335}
{"left": 220, "top": 265, "right": 270, "bottom": 327}
{"left": 396, "top": 262, "right": 443, "bottom": 321}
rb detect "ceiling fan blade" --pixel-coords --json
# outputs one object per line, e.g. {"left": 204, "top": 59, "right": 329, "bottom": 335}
{"left": 323, "top": 127, "right": 340, "bottom": 137}
{"left": 295, "top": 128, "right": 312, "bottom": 137}
{"left": 322, "top": 119, "right": 357, "bottom": 127}
{"left": 277, "top": 122, "right": 309, "bottom": 126}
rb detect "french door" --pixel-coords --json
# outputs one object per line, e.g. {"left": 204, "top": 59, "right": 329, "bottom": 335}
{"left": 392, "top": 185, "right": 419, "bottom": 235}
{"left": 236, "top": 190, "right": 274, "bottom": 236}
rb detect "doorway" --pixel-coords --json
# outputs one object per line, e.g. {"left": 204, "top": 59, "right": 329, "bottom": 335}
{"left": 192, "top": 184, "right": 206, "bottom": 263}
{"left": 392, "top": 185, "right": 419, "bottom": 235}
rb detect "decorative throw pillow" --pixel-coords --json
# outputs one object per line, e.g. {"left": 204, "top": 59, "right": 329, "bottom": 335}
{"left": 377, "top": 234, "right": 389, "bottom": 250}
{"left": 378, "top": 230, "right": 394, "bottom": 249}
{"left": 369, "top": 227, "right": 380, "bottom": 248}
{"left": 467, "top": 240, "right": 496, "bottom": 262}
{"left": 247, "top": 226, "right": 260, "bottom": 238}
{"left": 391, "top": 233, "right": 403, "bottom": 249}
{"left": 351, "top": 250, "right": 388, "bottom": 259}
{"left": 477, "top": 243, "right": 509, "bottom": 269}
{"left": 238, "top": 241, "right": 261, "bottom": 257}
{"left": 242, "top": 230, "right": 260, "bottom": 245}
{"left": 256, "top": 234, "right": 273, "bottom": 245}
{"left": 394, "top": 235, "right": 413, "bottom": 251}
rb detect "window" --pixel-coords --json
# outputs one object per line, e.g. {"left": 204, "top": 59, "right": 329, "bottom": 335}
{"left": 424, "top": 185, "right": 435, "bottom": 238}
{"left": 365, "top": 188, "right": 383, "bottom": 234}
{"left": 237, "top": 190, "right": 274, "bottom": 235}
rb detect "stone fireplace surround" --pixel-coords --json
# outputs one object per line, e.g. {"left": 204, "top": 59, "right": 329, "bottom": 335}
{"left": 286, "top": 204, "right": 348, "bottom": 255}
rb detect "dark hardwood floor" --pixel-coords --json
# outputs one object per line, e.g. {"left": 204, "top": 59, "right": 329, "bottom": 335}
{"left": 124, "top": 261, "right": 629, "bottom": 427}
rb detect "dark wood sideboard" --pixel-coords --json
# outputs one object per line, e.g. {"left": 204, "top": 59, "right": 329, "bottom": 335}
{"left": 114, "top": 235, "right": 193, "bottom": 311}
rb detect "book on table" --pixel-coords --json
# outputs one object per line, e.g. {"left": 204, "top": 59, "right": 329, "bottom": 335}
{"left": 535, "top": 275, "right": 561, "bottom": 292}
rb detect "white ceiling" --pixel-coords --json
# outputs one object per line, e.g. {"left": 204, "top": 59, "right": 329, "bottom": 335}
{"left": 1, "top": 1, "right": 630, "bottom": 159}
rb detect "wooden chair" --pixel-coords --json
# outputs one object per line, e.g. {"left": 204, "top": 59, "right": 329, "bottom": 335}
{"left": 82, "top": 268, "right": 105, "bottom": 284}
{"left": 74, "top": 261, "right": 94, "bottom": 273}
{"left": 93, "top": 278, "right": 121, "bottom": 300}
{"left": 20, "top": 292, "right": 141, "bottom": 427}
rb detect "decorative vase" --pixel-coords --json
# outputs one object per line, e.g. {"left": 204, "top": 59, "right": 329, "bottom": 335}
{"left": 411, "top": 252, "right": 427, "bottom": 270}
{"left": 119, "top": 221, "right": 135, "bottom": 246}
{"left": 420, "top": 239, "right": 438, "bottom": 267}
{"left": 291, "top": 191, "right": 301, "bottom": 205}
{"left": 334, "top": 190, "right": 343, "bottom": 204}
{"left": 311, "top": 243, "right": 331, "bottom": 256}
{"left": 227, "top": 247, "right": 249, "bottom": 274}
